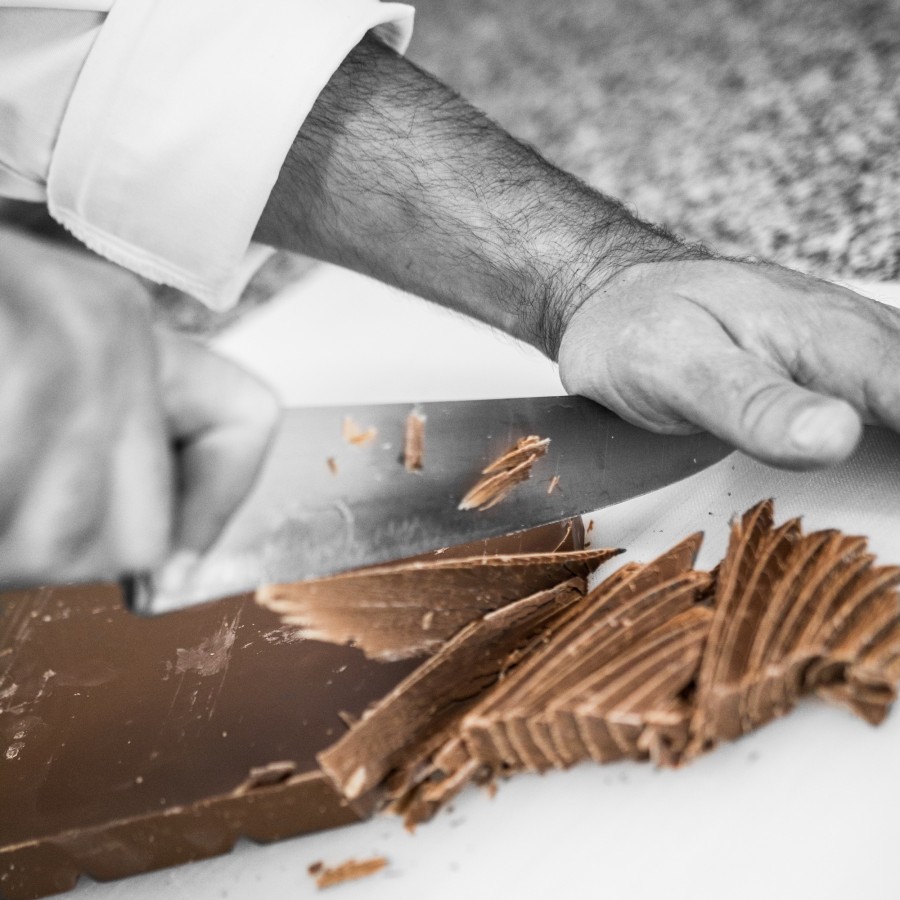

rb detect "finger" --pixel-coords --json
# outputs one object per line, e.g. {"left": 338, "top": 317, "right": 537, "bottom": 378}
{"left": 106, "top": 382, "right": 173, "bottom": 573}
{"left": 791, "top": 291, "right": 900, "bottom": 433}
{"left": 155, "top": 330, "right": 280, "bottom": 556}
{"left": 0, "top": 419, "right": 113, "bottom": 583}
{"left": 0, "top": 371, "right": 171, "bottom": 583}
{"left": 0, "top": 228, "right": 174, "bottom": 585}
{"left": 670, "top": 347, "right": 862, "bottom": 469}
{"left": 680, "top": 265, "right": 900, "bottom": 434}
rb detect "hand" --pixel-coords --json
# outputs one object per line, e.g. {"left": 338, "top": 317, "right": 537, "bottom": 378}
{"left": 557, "top": 258, "right": 900, "bottom": 469}
{"left": 0, "top": 227, "right": 279, "bottom": 586}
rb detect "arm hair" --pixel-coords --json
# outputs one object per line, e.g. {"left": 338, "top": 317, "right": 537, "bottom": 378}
{"left": 255, "top": 34, "right": 711, "bottom": 357}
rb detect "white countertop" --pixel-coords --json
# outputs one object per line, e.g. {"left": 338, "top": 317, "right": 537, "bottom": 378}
{"left": 73, "top": 266, "right": 900, "bottom": 900}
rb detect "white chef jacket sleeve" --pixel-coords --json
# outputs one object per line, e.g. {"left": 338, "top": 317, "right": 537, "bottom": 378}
{"left": 39, "top": 0, "right": 414, "bottom": 310}
{"left": 0, "top": 7, "right": 107, "bottom": 203}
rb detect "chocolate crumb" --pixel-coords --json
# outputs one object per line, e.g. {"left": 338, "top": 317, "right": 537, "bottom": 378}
{"left": 308, "top": 861, "right": 324, "bottom": 876}
{"left": 312, "top": 856, "right": 387, "bottom": 889}
{"left": 404, "top": 412, "right": 426, "bottom": 472}
{"left": 342, "top": 417, "right": 377, "bottom": 447}
{"left": 459, "top": 436, "right": 550, "bottom": 511}
{"left": 326, "top": 457, "right": 339, "bottom": 475}
{"left": 231, "top": 760, "right": 296, "bottom": 795}
{"left": 551, "top": 521, "right": 574, "bottom": 553}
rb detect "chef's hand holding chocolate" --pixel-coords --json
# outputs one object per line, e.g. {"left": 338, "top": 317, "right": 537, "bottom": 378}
{"left": 0, "top": 226, "right": 279, "bottom": 587}
{"left": 257, "top": 34, "right": 899, "bottom": 472}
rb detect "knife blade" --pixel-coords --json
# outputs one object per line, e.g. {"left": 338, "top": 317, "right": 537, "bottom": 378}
{"left": 124, "top": 396, "right": 731, "bottom": 615}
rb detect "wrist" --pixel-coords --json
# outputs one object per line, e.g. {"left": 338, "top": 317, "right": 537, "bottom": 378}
{"left": 512, "top": 201, "right": 715, "bottom": 360}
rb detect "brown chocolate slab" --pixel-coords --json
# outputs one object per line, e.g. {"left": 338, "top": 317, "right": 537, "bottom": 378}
{"left": 0, "top": 587, "right": 414, "bottom": 900}
{"left": 0, "top": 520, "right": 583, "bottom": 899}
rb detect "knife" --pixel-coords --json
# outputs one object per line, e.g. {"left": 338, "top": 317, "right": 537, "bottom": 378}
{"left": 124, "top": 395, "right": 731, "bottom": 615}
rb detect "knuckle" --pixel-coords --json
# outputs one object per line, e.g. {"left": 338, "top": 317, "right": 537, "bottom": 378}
{"left": 0, "top": 497, "right": 107, "bottom": 584}
{"left": 38, "top": 462, "right": 110, "bottom": 574}
{"left": 224, "top": 362, "right": 281, "bottom": 437}
{"left": 48, "top": 511, "right": 108, "bottom": 573}
{"left": 249, "top": 378, "right": 281, "bottom": 433}
{"left": 117, "top": 523, "right": 170, "bottom": 573}
{"left": 735, "top": 377, "right": 793, "bottom": 438}
{"left": 6, "top": 327, "right": 75, "bottom": 419}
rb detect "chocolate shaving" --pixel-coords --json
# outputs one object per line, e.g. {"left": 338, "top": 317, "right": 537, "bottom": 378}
{"left": 404, "top": 412, "right": 425, "bottom": 472}
{"left": 231, "top": 760, "right": 297, "bottom": 795}
{"left": 317, "top": 501, "right": 900, "bottom": 828}
{"left": 342, "top": 417, "right": 377, "bottom": 447}
{"left": 458, "top": 435, "right": 550, "bottom": 511}
{"left": 256, "top": 546, "right": 619, "bottom": 661}
{"left": 688, "top": 501, "right": 900, "bottom": 751}
{"left": 311, "top": 856, "right": 387, "bottom": 889}
{"left": 319, "top": 578, "right": 587, "bottom": 800}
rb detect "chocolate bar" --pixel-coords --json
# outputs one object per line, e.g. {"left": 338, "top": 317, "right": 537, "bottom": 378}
{"left": 0, "top": 520, "right": 585, "bottom": 899}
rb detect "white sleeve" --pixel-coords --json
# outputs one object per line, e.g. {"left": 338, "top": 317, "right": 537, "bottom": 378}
{"left": 0, "top": 8, "right": 107, "bottom": 201}
{"left": 9, "top": 0, "right": 415, "bottom": 310}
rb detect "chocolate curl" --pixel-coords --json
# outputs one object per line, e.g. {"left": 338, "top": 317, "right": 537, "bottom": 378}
{"left": 319, "top": 501, "right": 900, "bottom": 829}
{"left": 687, "top": 500, "right": 900, "bottom": 759}
{"left": 257, "top": 547, "right": 619, "bottom": 661}
{"left": 318, "top": 578, "right": 589, "bottom": 801}
{"left": 458, "top": 436, "right": 550, "bottom": 511}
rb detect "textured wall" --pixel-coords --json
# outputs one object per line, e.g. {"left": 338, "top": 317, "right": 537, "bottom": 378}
{"left": 408, "top": 0, "right": 900, "bottom": 281}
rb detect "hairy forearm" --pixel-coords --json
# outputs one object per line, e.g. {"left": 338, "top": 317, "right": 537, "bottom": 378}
{"left": 255, "top": 35, "right": 710, "bottom": 357}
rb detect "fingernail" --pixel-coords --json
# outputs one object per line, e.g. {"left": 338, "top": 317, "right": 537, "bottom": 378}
{"left": 789, "top": 405, "right": 846, "bottom": 454}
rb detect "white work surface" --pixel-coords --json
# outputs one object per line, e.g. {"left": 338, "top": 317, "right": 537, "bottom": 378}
{"left": 75, "top": 267, "right": 900, "bottom": 900}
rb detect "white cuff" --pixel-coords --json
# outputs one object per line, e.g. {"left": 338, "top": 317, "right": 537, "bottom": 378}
{"left": 47, "top": 0, "right": 414, "bottom": 310}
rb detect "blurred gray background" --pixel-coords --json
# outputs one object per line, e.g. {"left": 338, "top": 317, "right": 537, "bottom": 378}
{"left": 409, "top": 0, "right": 900, "bottom": 282}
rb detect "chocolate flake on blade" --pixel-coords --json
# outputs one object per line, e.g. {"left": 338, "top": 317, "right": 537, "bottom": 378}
{"left": 342, "top": 416, "right": 377, "bottom": 447}
{"left": 256, "top": 546, "right": 620, "bottom": 661}
{"left": 311, "top": 856, "right": 388, "bottom": 889}
{"left": 403, "top": 411, "right": 426, "bottom": 472}
{"left": 318, "top": 500, "right": 900, "bottom": 829}
{"left": 458, "top": 435, "right": 550, "bottom": 511}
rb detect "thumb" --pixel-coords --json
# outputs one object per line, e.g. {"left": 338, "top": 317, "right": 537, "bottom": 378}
{"left": 154, "top": 329, "right": 280, "bottom": 555}
{"left": 675, "top": 349, "right": 862, "bottom": 469}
